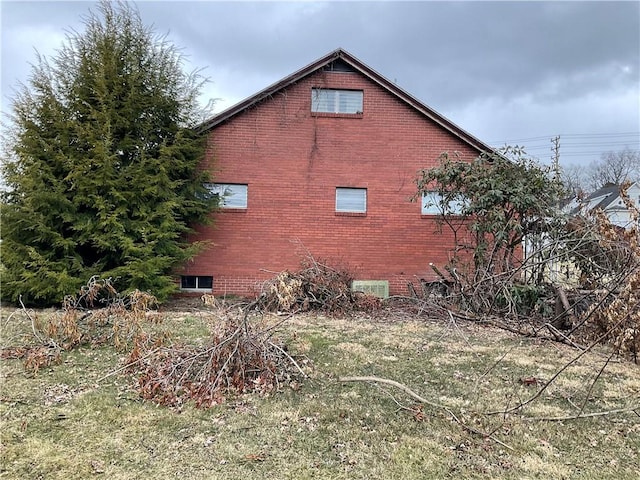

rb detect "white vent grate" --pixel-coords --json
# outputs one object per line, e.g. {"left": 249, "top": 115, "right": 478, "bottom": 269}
{"left": 351, "top": 280, "right": 389, "bottom": 299}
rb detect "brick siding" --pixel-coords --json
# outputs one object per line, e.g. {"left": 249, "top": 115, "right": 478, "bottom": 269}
{"left": 180, "top": 69, "right": 480, "bottom": 296}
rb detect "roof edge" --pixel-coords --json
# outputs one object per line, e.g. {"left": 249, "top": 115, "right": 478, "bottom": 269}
{"left": 197, "top": 48, "right": 494, "bottom": 155}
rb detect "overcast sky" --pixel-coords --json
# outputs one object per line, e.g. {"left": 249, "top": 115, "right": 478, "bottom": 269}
{"left": 1, "top": 0, "right": 639, "bottom": 168}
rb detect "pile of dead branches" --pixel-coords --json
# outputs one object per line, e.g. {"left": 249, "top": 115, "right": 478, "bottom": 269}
{"left": 546, "top": 190, "right": 640, "bottom": 361}
{"left": 572, "top": 211, "right": 640, "bottom": 361}
{"left": 581, "top": 271, "right": 639, "bottom": 362}
{"left": 257, "top": 260, "right": 381, "bottom": 314}
{"left": 127, "top": 310, "right": 308, "bottom": 408}
{"left": 400, "top": 182, "right": 640, "bottom": 363}
{"left": 5, "top": 277, "right": 310, "bottom": 407}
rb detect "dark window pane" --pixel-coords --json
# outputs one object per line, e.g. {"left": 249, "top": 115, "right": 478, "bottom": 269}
{"left": 197, "top": 276, "right": 213, "bottom": 289}
{"left": 181, "top": 276, "right": 196, "bottom": 289}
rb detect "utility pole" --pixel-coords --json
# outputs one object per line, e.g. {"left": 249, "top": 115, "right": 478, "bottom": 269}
{"left": 551, "top": 135, "right": 563, "bottom": 208}
{"left": 551, "top": 135, "right": 561, "bottom": 180}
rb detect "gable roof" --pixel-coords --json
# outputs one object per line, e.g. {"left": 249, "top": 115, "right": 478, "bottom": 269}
{"left": 585, "top": 183, "right": 621, "bottom": 211}
{"left": 197, "top": 48, "right": 494, "bottom": 154}
{"left": 570, "top": 182, "right": 639, "bottom": 215}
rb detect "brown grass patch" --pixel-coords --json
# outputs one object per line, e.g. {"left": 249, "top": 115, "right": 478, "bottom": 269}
{"left": 1, "top": 306, "right": 639, "bottom": 479}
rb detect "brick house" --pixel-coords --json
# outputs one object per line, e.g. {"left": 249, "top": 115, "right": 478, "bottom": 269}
{"left": 179, "top": 48, "right": 493, "bottom": 297}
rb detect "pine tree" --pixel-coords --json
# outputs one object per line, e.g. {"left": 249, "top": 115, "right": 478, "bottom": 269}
{"left": 1, "top": 1, "right": 216, "bottom": 306}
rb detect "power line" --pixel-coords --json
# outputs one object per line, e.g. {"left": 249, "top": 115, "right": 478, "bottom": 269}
{"left": 557, "top": 132, "right": 640, "bottom": 138}
{"left": 520, "top": 143, "right": 638, "bottom": 152}
{"left": 486, "top": 132, "right": 640, "bottom": 163}
{"left": 487, "top": 132, "right": 640, "bottom": 145}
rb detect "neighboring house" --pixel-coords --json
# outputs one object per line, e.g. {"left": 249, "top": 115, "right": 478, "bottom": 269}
{"left": 534, "top": 182, "right": 640, "bottom": 287}
{"left": 569, "top": 182, "right": 640, "bottom": 229}
{"left": 179, "top": 48, "right": 494, "bottom": 297}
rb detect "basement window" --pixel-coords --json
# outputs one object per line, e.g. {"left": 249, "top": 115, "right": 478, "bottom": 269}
{"left": 180, "top": 275, "right": 213, "bottom": 291}
{"left": 206, "top": 183, "right": 248, "bottom": 209}
{"left": 312, "top": 88, "right": 363, "bottom": 114}
{"left": 336, "top": 187, "right": 367, "bottom": 213}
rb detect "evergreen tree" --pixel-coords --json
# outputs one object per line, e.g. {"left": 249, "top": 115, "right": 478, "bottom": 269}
{"left": 1, "top": 1, "right": 216, "bottom": 306}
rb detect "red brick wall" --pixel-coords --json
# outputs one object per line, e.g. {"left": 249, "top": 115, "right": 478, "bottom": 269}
{"left": 181, "top": 69, "right": 480, "bottom": 296}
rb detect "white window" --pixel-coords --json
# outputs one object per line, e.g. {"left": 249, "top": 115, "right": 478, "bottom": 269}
{"left": 206, "top": 183, "right": 248, "bottom": 209}
{"left": 312, "top": 89, "right": 363, "bottom": 114}
{"left": 336, "top": 187, "right": 367, "bottom": 213}
{"left": 180, "top": 275, "right": 213, "bottom": 291}
{"left": 422, "top": 191, "right": 464, "bottom": 215}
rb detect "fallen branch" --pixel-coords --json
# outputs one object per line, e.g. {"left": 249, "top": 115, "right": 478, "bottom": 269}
{"left": 577, "top": 349, "right": 616, "bottom": 417}
{"left": 339, "top": 376, "right": 443, "bottom": 409}
{"left": 95, "top": 345, "right": 164, "bottom": 383}
{"left": 523, "top": 404, "right": 640, "bottom": 422}
{"left": 429, "top": 263, "right": 449, "bottom": 282}
{"left": 544, "top": 322, "right": 585, "bottom": 350}
{"left": 19, "top": 295, "right": 47, "bottom": 345}
{"left": 487, "top": 313, "right": 630, "bottom": 416}
{"left": 553, "top": 284, "right": 578, "bottom": 328}
{"left": 444, "top": 407, "right": 513, "bottom": 451}
{"left": 268, "top": 341, "right": 308, "bottom": 378}
{"left": 339, "top": 375, "right": 513, "bottom": 451}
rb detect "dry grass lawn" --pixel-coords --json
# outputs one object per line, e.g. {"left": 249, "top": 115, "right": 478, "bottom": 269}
{"left": 1, "top": 304, "right": 639, "bottom": 479}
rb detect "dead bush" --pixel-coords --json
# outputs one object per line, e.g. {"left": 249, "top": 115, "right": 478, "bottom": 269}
{"left": 403, "top": 183, "right": 640, "bottom": 363}
{"left": 5, "top": 276, "right": 162, "bottom": 373}
{"left": 576, "top": 266, "right": 640, "bottom": 363}
{"left": 1, "top": 344, "right": 62, "bottom": 374}
{"left": 52, "top": 276, "right": 160, "bottom": 350}
{"left": 257, "top": 260, "right": 381, "bottom": 314}
{"left": 573, "top": 186, "right": 640, "bottom": 362}
{"left": 23, "top": 345, "right": 62, "bottom": 373}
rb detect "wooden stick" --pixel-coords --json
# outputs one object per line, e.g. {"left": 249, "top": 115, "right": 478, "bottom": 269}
{"left": 524, "top": 405, "right": 639, "bottom": 422}
{"left": 339, "top": 375, "right": 514, "bottom": 450}
{"left": 268, "top": 341, "right": 308, "bottom": 378}
{"left": 340, "top": 375, "right": 443, "bottom": 409}
{"left": 429, "top": 263, "right": 449, "bottom": 282}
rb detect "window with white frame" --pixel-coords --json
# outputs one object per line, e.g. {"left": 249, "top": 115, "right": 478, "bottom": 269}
{"left": 336, "top": 187, "right": 367, "bottom": 213}
{"left": 421, "top": 191, "right": 464, "bottom": 215}
{"left": 206, "top": 183, "right": 248, "bottom": 209}
{"left": 312, "top": 88, "right": 363, "bottom": 114}
{"left": 180, "top": 275, "right": 213, "bottom": 291}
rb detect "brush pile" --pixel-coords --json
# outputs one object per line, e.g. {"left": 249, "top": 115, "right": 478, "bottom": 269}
{"left": 257, "top": 260, "right": 381, "bottom": 314}
{"left": 127, "top": 310, "right": 309, "bottom": 408}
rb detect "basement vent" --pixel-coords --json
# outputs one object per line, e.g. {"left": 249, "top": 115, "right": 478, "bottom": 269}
{"left": 351, "top": 280, "right": 389, "bottom": 299}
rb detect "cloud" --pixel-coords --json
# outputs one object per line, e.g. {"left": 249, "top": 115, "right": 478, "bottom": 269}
{"left": 1, "top": 0, "right": 638, "bottom": 168}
